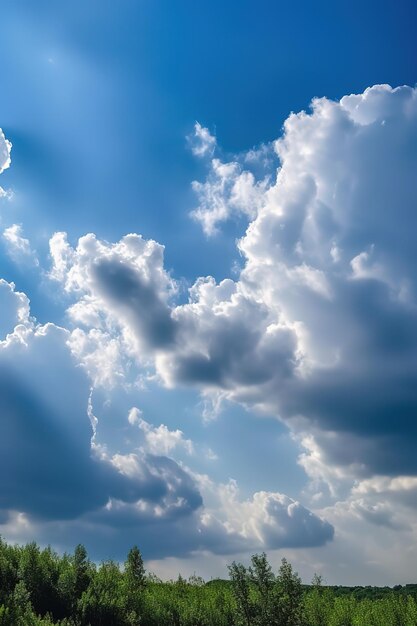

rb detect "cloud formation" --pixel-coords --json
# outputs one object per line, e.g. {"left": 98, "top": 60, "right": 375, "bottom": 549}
{"left": 3, "top": 224, "right": 39, "bottom": 266}
{"left": 50, "top": 85, "right": 417, "bottom": 498}
{"left": 0, "top": 282, "right": 202, "bottom": 528}
{"left": 6, "top": 86, "right": 417, "bottom": 568}
{"left": 0, "top": 127, "right": 12, "bottom": 198}
{"left": 188, "top": 122, "right": 216, "bottom": 158}
{"left": 0, "top": 128, "right": 11, "bottom": 175}
{"left": 187, "top": 85, "right": 417, "bottom": 486}
{"left": 0, "top": 270, "right": 331, "bottom": 558}
{"left": 0, "top": 279, "right": 31, "bottom": 339}
{"left": 132, "top": 412, "right": 194, "bottom": 456}
{"left": 191, "top": 159, "right": 268, "bottom": 235}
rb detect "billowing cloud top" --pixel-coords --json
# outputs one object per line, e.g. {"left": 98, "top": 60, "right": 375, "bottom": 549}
{"left": 51, "top": 85, "right": 417, "bottom": 482}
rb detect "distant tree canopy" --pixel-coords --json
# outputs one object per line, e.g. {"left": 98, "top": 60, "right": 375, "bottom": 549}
{"left": 0, "top": 537, "right": 416, "bottom": 625}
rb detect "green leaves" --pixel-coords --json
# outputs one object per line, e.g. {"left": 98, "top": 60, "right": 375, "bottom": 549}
{"left": 0, "top": 538, "right": 416, "bottom": 626}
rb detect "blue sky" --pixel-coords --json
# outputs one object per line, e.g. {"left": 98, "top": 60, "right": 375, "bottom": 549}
{"left": 0, "top": 0, "right": 417, "bottom": 584}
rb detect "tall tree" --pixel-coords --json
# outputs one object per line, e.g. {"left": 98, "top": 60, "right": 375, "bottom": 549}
{"left": 275, "top": 558, "right": 303, "bottom": 626}
{"left": 228, "top": 561, "right": 255, "bottom": 626}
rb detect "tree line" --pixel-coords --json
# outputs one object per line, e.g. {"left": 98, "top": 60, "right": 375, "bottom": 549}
{"left": 0, "top": 537, "right": 416, "bottom": 625}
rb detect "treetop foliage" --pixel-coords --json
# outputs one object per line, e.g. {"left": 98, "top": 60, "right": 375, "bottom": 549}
{"left": 0, "top": 537, "right": 415, "bottom": 625}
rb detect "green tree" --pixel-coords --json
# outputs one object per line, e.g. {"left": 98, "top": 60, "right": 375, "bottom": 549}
{"left": 275, "top": 558, "right": 303, "bottom": 626}
{"left": 125, "top": 546, "right": 146, "bottom": 592}
{"left": 123, "top": 546, "right": 146, "bottom": 622}
{"left": 303, "top": 573, "right": 332, "bottom": 626}
{"left": 249, "top": 552, "right": 276, "bottom": 626}
{"left": 73, "top": 544, "right": 91, "bottom": 599}
{"left": 228, "top": 561, "right": 255, "bottom": 626}
{"left": 78, "top": 560, "right": 125, "bottom": 626}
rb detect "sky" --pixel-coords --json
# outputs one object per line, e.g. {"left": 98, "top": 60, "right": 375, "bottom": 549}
{"left": 0, "top": 0, "right": 417, "bottom": 585}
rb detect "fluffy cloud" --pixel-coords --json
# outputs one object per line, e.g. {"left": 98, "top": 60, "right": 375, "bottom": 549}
{"left": 187, "top": 85, "right": 417, "bottom": 490}
{"left": 18, "top": 477, "right": 332, "bottom": 561}
{"left": 0, "top": 114, "right": 337, "bottom": 562}
{"left": 3, "top": 224, "right": 39, "bottom": 266}
{"left": 132, "top": 412, "right": 194, "bottom": 456}
{"left": 0, "top": 128, "right": 11, "bottom": 175}
{"left": 0, "top": 127, "right": 12, "bottom": 198}
{"left": 0, "top": 275, "right": 331, "bottom": 558}
{"left": 191, "top": 159, "right": 268, "bottom": 235}
{"left": 213, "top": 480, "right": 334, "bottom": 550}
{"left": 0, "top": 282, "right": 202, "bottom": 528}
{"left": 9, "top": 83, "right": 417, "bottom": 567}
{"left": 50, "top": 231, "right": 176, "bottom": 355}
{"left": 6, "top": 85, "right": 417, "bottom": 570}
{"left": 49, "top": 235, "right": 298, "bottom": 393}
{"left": 0, "top": 279, "right": 31, "bottom": 339}
{"left": 50, "top": 85, "right": 417, "bottom": 501}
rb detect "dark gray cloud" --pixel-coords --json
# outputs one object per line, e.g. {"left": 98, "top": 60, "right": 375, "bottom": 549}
{"left": 29, "top": 490, "right": 333, "bottom": 562}
{"left": 0, "top": 306, "right": 331, "bottom": 560}
{"left": 92, "top": 257, "right": 177, "bottom": 350}
{"left": 0, "top": 323, "right": 201, "bottom": 523}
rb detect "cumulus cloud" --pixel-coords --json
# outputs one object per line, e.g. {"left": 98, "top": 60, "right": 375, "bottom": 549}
{"left": 50, "top": 232, "right": 177, "bottom": 357}
{"left": 0, "top": 276, "right": 332, "bottom": 559}
{"left": 12, "top": 476, "right": 332, "bottom": 561}
{"left": 3, "top": 224, "right": 39, "bottom": 266}
{"left": 0, "top": 128, "right": 11, "bottom": 175}
{"left": 214, "top": 480, "right": 334, "bottom": 549}
{"left": 133, "top": 413, "right": 194, "bottom": 456}
{"left": 191, "top": 158, "right": 268, "bottom": 235}
{"left": 187, "top": 85, "right": 417, "bottom": 486}
{"left": 8, "top": 84, "right": 417, "bottom": 569}
{"left": 49, "top": 236, "right": 298, "bottom": 392}
{"left": 50, "top": 85, "right": 417, "bottom": 500}
{"left": 0, "top": 283, "right": 203, "bottom": 528}
{"left": 0, "top": 83, "right": 404, "bottom": 570}
{"left": 0, "top": 279, "right": 31, "bottom": 339}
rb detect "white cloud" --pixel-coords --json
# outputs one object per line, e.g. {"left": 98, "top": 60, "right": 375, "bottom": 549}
{"left": 49, "top": 231, "right": 75, "bottom": 283}
{"left": 0, "top": 282, "right": 204, "bottom": 533}
{"left": 0, "top": 128, "right": 12, "bottom": 198}
{"left": 0, "top": 279, "right": 32, "bottom": 340}
{"left": 3, "top": 224, "right": 39, "bottom": 266}
{"left": 0, "top": 128, "right": 11, "bottom": 175}
{"left": 135, "top": 413, "right": 194, "bottom": 456}
{"left": 9, "top": 84, "right": 417, "bottom": 573}
{"left": 188, "top": 122, "right": 216, "bottom": 158}
{"left": 191, "top": 158, "right": 268, "bottom": 235}
{"left": 127, "top": 406, "right": 143, "bottom": 425}
{"left": 50, "top": 85, "right": 417, "bottom": 494}
{"left": 213, "top": 480, "right": 333, "bottom": 549}
{"left": 0, "top": 276, "right": 333, "bottom": 559}
{"left": 25, "top": 83, "right": 417, "bottom": 573}
{"left": 68, "top": 327, "right": 128, "bottom": 388}
{"left": 49, "top": 231, "right": 177, "bottom": 386}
